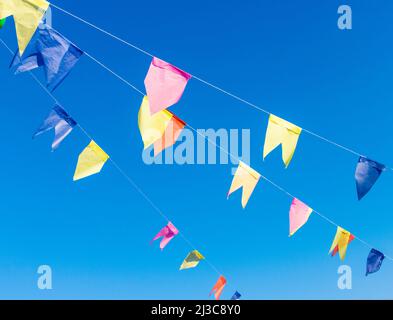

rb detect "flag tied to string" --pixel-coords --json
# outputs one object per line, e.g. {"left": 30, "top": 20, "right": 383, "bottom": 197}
{"left": 366, "top": 249, "right": 385, "bottom": 276}
{"left": 355, "top": 156, "right": 385, "bottom": 200}
{"left": 231, "top": 291, "right": 242, "bottom": 300}
{"left": 0, "top": 0, "right": 49, "bottom": 54}
{"left": 289, "top": 198, "right": 313, "bottom": 236}
{"left": 228, "top": 161, "right": 261, "bottom": 208}
{"left": 180, "top": 250, "right": 204, "bottom": 270}
{"left": 10, "top": 24, "right": 84, "bottom": 92}
{"left": 210, "top": 276, "right": 226, "bottom": 300}
{"left": 152, "top": 222, "right": 179, "bottom": 250}
{"left": 329, "top": 227, "right": 354, "bottom": 261}
{"left": 138, "top": 96, "right": 185, "bottom": 156}
{"left": 73, "top": 140, "right": 109, "bottom": 181}
{"left": 263, "top": 114, "right": 302, "bottom": 167}
{"left": 0, "top": 17, "right": 6, "bottom": 28}
{"left": 144, "top": 57, "right": 191, "bottom": 115}
{"left": 33, "top": 104, "right": 77, "bottom": 150}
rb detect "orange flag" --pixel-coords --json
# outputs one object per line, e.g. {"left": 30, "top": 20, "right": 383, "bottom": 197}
{"left": 210, "top": 276, "right": 227, "bottom": 300}
{"left": 153, "top": 114, "right": 185, "bottom": 156}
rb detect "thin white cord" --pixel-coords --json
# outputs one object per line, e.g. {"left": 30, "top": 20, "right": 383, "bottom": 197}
{"left": 50, "top": 2, "right": 393, "bottom": 171}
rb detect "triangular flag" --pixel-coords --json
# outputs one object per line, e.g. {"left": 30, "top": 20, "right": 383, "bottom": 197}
{"left": 210, "top": 276, "right": 226, "bottom": 300}
{"left": 228, "top": 161, "right": 261, "bottom": 208}
{"left": 263, "top": 114, "right": 302, "bottom": 167}
{"left": 0, "top": 18, "right": 6, "bottom": 29}
{"left": 0, "top": 0, "right": 49, "bottom": 55}
{"left": 153, "top": 114, "right": 185, "bottom": 156}
{"left": 152, "top": 222, "right": 178, "bottom": 250}
{"left": 366, "top": 249, "right": 385, "bottom": 276}
{"left": 289, "top": 198, "right": 313, "bottom": 236}
{"left": 329, "top": 227, "right": 354, "bottom": 260}
{"left": 10, "top": 24, "right": 84, "bottom": 92}
{"left": 144, "top": 57, "right": 191, "bottom": 114}
{"left": 33, "top": 104, "right": 77, "bottom": 150}
{"left": 231, "top": 291, "right": 242, "bottom": 300}
{"left": 73, "top": 140, "right": 109, "bottom": 181}
{"left": 355, "top": 156, "right": 385, "bottom": 200}
{"left": 180, "top": 250, "right": 204, "bottom": 270}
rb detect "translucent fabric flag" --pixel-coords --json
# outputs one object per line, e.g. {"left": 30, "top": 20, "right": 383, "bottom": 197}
{"left": 366, "top": 249, "right": 385, "bottom": 276}
{"left": 231, "top": 291, "right": 242, "bottom": 300}
{"left": 73, "top": 141, "right": 109, "bottom": 181}
{"left": 138, "top": 96, "right": 185, "bottom": 155}
{"left": 10, "top": 24, "right": 84, "bottom": 92}
{"left": 0, "top": 0, "right": 49, "bottom": 55}
{"left": 144, "top": 57, "right": 191, "bottom": 115}
{"left": 289, "top": 198, "right": 313, "bottom": 236}
{"left": 355, "top": 156, "right": 385, "bottom": 200}
{"left": 329, "top": 227, "right": 355, "bottom": 261}
{"left": 263, "top": 114, "right": 302, "bottom": 167}
{"left": 180, "top": 250, "right": 204, "bottom": 270}
{"left": 0, "top": 18, "right": 5, "bottom": 28}
{"left": 33, "top": 104, "right": 77, "bottom": 150}
{"left": 152, "top": 222, "right": 179, "bottom": 250}
{"left": 228, "top": 161, "right": 261, "bottom": 208}
{"left": 210, "top": 276, "right": 227, "bottom": 301}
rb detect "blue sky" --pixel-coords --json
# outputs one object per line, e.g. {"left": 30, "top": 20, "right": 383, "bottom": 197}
{"left": 0, "top": 0, "right": 393, "bottom": 299}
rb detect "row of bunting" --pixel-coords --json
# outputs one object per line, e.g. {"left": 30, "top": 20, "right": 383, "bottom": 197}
{"left": 0, "top": 0, "right": 388, "bottom": 299}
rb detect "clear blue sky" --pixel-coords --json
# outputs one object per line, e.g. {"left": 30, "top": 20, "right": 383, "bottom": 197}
{"left": 0, "top": 0, "right": 393, "bottom": 299}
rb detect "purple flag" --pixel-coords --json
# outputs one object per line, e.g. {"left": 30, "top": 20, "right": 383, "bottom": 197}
{"left": 355, "top": 156, "right": 385, "bottom": 200}
{"left": 34, "top": 105, "right": 77, "bottom": 150}
{"left": 366, "top": 249, "right": 385, "bottom": 276}
{"left": 10, "top": 24, "right": 83, "bottom": 92}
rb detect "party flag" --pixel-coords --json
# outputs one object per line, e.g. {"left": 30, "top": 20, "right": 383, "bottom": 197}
{"left": 231, "top": 291, "right": 242, "bottom": 300}
{"left": 10, "top": 24, "right": 84, "bottom": 92}
{"left": 180, "top": 250, "right": 204, "bottom": 270}
{"left": 355, "top": 156, "right": 385, "bottom": 200}
{"left": 33, "top": 104, "right": 77, "bottom": 150}
{"left": 73, "top": 140, "right": 109, "bottom": 181}
{"left": 366, "top": 249, "right": 385, "bottom": 276}
{"left": 153, "top": 114, "right": 185, "bottom": 156}
{"left": 263, "top": 114, "right": 302, "bottom": 167}
{"left": 152, "top": 222, "right": 178, "bottom": 250}
{"left": 289, "top": 198, "right": 313, "bottom": 236}
{"left": 228, "top": 161, "right": 261, "bottom": 208}
{"left": 0, "top": 18, "right": 5, "bottom": 29}
{"left": 0, "top": 0, "right": 49, "bottom": 55}
{"left": 329, "top": 227, "right": 354, "bottom": 261}
{"left": 210, "top": 276, "right": 226, "bottom": 301}
{"left": 144, "top": 57, "right": 191, "bottom": 114}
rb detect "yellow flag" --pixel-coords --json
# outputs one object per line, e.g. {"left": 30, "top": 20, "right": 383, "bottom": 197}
{"left": 263, "top": 114, "right": 302, "bottom": 167}
{"left": 73, "top": 140, "right": 109, "bottom": 181}
{"left": 0, "top": 0, "right": 49, "bottom": 55}
{"left": 138, "top": 96, "right": 173, "bottom": 149}
{"left": 180, "top": 250, "right": 205, "bottom": 270}
{"left": 228, "top": 161, "right": 261, "bottom": 208}
{"left": 329, "top": 227, "right": 353, "bottom": 261}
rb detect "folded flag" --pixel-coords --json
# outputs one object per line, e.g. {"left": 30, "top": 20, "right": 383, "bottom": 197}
{"left": 180, "top": 250, "right": 205, "bottom": 270}
{"left": 231, "top": 291, "right": 242, "bottom": 300}
{"left": 0, "top": 18, "right": 6, "bottom": 29}
{"left": 366, "top": 249, "right": 385, "bottom": 276}
{"left": 33, "top": 104, "right": 77, "bottom": 150}
{"left": 73, "top": 140, "right": 109, "bottom": 181}
{"left": 263, "top": 114, "right": 302, "bottom": 167}
{"left": 329, "top": 227, "right": 354, "bottom": 261}
{"left": 144, "top": 57, "right": 191, "bottom": 115}
{"left": 355, "top": 156, "right": 385, "bottom": 200}
{"left": 0, "top": 0, "right": 49, "bottom": 54}
{"left": 152, "top": 222, "right": 178, "bottom": 250}
{"left": 210, "top": 276, "right": 226, "bottom": 300}
{"left": 228, "top": 161, "right": 261, "bottom": 208}
{"left": 289, "top": 198, "right": 313, "bottom": 236}
{"left": 138, "top": 96, "right": 185, "bottom": 155}
{"left": 10, "top": 24, "right": 84, "bottom": 92}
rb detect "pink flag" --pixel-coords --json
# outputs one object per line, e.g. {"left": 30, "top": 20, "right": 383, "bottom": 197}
{"left": 152, "top": 222, "right": 179, "bottom": 250}
{"left": 289, "top": 198, "right": 313, "bottom": 236}
{"left": 144, "top": 57, "right": 191, "bottom": 115}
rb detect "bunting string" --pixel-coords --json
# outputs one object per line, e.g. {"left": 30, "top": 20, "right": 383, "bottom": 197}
{"left": 50, "top": 2, "right": 393, "bottom": 171}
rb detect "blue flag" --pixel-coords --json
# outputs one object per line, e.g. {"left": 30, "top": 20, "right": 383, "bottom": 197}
{"left": 231, "top": 291, "right": 242, "bottom": 300}
{"left": 366, "top": 249, "right": 385, "bottom": 276}
{"left": 34, "top": 105, "right": 77, "bottom": 150}
{"left": 10, "top": 24, "right": 83, "bottom": 92}
{"left": 355, "top": 157, "right": 385, "bottom": 200}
